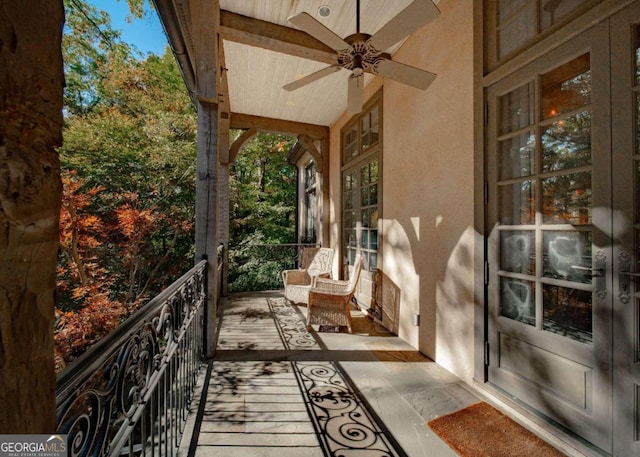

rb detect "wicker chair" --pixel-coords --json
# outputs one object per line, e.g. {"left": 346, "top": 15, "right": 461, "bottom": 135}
{"left": 306, "top": 253, "right": 364, "bottom": 333}
{"left": 282, "top": 247, "right": 334, "bottom": 305}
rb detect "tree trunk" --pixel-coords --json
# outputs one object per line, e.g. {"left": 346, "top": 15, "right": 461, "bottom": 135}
{"left": 0, "top": 0, "right": 64, "bottom": 433}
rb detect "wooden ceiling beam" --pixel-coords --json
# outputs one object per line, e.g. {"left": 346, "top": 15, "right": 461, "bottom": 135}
{"left": 229, "top": 128, "right": 258, "bottom": 164}
{"left": 230, "top": 112, "right": 329, "bottom": 140}
{"left": 220, "top": 10, "right": 338, "bottom": 65}
{"left": 297, "top": 135, "right": 323, "bottom": 172}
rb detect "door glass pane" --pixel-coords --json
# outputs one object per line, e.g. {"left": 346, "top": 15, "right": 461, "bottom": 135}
{"left": 499, "top": 132, "right": 535, "bottom": 179}
{"left": 370, "top": 230, "right": 378, "bottom": 250}
{"left": 635, "top": 94, "right": 640, "bottom": 154}
{"left": 542, "top": 111, "right": 591, "bottom": 172}
{"left": 636, "top": 160, "right": 640, "bottom": 224}
{"left": 369, "top": 184, "right": 378, "bottom": 205}
{"left": 347, "top": 248, "right": 356, "bottom": 264}
{"left": 361, "top": 163, "right": 370, "bottom": 185}
{"left": 370, "top": 252, "right": 378, "bottom": 270}
{"left": 499, "top": 82, "right": 535, "bottom": 134}
{"left": 362, "top": 208, "right": 370, "bottom": 227}
{"left": 346, "top": 224, "right": 356, "bottom": 246}
{"left": 543, "top": 231, "right": 592, "bottom": 284}
{"left": 499, "top": 181, "right": 535, "bottom": 225}
{"left": 543, "top": 285, "right": 592, "bottom": 343}
{"left": 344, "top": 172, "right": 355, "bottom": 190}
{"left": 542, "top": 53, "right": 591, "bottom": 120}
{"left": 361, "top": 186, "right": 370, "bottom": 206}
{"left": 542, "top": 171, "right": 591, "bottom": 224}
{"left": 361, "top": 229, "right": 369, "bottom": 248}
{"left": 636, "top": 221, "right": 640, "bottom": 364}
{"left": 500, "top": 278, "right": 535, "bottom": 325}
{"left": 370, "top": 160, "right": 379, "bottom": 181}
{"left": 634, "top": 25, "right": 640, "bottom": 85}
{"left": 501, "top": 230, "right": 535, "bottom": 275}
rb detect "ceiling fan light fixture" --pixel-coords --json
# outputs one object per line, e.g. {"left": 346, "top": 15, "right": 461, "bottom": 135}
{"left": 318, "top": 5, "right": 331, "bottom": 18}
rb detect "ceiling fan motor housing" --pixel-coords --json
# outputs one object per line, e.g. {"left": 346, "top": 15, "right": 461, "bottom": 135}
{"left": 339, "top": 33, "right": 376, "bottom": 72}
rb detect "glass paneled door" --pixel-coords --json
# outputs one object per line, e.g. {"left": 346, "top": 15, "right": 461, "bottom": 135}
{"left": 341, "top": 94, "right": 381, "bottom": 311}
{"left": 486, "top": 22, "right": 613, "bottom": 451}
{"left": 611, "top": 3, "right": 640, "bottom": 456}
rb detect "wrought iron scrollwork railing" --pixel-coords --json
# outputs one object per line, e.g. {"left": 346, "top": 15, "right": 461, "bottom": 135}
{"left": 56, "top": 260, "right": 207, "bottom": 457}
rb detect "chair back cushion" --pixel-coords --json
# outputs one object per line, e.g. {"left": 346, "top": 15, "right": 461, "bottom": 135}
{"left": 303, "top": 247, "right": 334, "bottom": 277}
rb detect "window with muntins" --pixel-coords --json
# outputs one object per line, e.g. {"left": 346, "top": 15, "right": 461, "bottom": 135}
{"left": 341, "top": 95, "right": 381, "bottom": 272}
{"left": 486, "top": 0, "right": 599, "bottom": 67}
{"left": 303, "top": 162, "right": 317, "bottom": 244}
{"left": 493, "top": 53, "right": 594, "bottom": 342}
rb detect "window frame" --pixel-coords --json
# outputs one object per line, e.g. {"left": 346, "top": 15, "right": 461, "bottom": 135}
{"left": 485, "top": 0, "right": 601, "bottom": 71}
{"left": 340, "top": 92, "right": 383, "bottom": 274}
{"left": 302, "top": 160, "right": 317, "bottom": 244}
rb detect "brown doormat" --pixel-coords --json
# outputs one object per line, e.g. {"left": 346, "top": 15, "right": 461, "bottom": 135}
{"left": 427, "top": 402, "right": 566, "bottom": 457}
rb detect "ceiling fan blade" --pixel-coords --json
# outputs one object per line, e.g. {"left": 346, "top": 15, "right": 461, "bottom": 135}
{"left": 288, "top": 12, "right": 350, "bottom": 52}
{"left": 283, "top": 66, "right": 342, "bottom": 91}
{"left": 347, "top": 74, "right": 364, "bottom": 115}
{"left": 366, "top": 0, "right": 440, "bottom": 52}
{"left": 371, "top": 58, "right": 436, "bottom": 90}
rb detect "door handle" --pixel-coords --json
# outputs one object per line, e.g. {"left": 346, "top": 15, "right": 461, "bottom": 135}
{"left": 570, "top": 265, "right": 605, "bottom": 277}
{"left": 581, "top": 251, "right": 608, "bottom": 299}
{"left": 619, "top": 251, "right": 633, "bottom": 304}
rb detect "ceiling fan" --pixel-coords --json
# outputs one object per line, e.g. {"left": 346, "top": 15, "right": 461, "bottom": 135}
{"left": 283, "top": 0, "right": 440, "bottom": 115}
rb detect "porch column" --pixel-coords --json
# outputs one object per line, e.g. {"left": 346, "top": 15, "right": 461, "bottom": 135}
{"left": 217, "top": 121, "right": 230, "bottom": 297}
{"left": 192, "top": 0, "right": 220, "bottom": 357}
{"left": 217, "top": 42, "right": 231, "bottom": 297}
{"left": 0, "top": 0, "right": 64, "bottom": 432}
{"left": 321, "top": 137, "right": 330, "bottom": 247}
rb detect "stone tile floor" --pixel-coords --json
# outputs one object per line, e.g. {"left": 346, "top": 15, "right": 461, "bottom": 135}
{"left": 179, "top": 291, "right": 481, "bottom": 457}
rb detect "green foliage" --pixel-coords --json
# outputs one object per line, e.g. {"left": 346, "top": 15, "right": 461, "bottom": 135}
{"left": 62, "top": 0, "right": 137, "bottom": 114}
{"left": 56, "top": 0, "right": 196, "bottom": 367}
{"left": 57, "top": 0, "right": 301, "bottom": 365}
{"left": 227, "top": 258, "right": 285, "bottom": 293}
{"left": 59, "top": 46, "right": 197, "bottom": 304}
{"left": 230, "top": 133, "right": 296, "bottom": 243}
{"left": 228, "top": 132, "right": 298, "bottom": 292}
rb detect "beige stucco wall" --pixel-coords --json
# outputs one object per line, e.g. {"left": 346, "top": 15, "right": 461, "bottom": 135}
{"left": 328, "top": 0, "right": 476, "bottom": 383}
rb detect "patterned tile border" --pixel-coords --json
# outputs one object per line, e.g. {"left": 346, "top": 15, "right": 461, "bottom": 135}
{"left": 269, "top": 297, "right": 320, "bottom": 350}
{"left": 268, "top": 297, "right": 408, "bottom": 457}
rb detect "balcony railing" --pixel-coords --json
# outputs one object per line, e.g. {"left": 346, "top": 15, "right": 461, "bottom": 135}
{"left": 56, "top": 260, "right": 207, "bottom": 457}
{"left": 53, "top": 242, "right": 311, "bottom": 456}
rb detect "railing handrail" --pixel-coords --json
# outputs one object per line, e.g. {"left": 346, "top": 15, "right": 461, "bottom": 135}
{"left": 56, "top": 259, "right": 208, "bottom": 396}
{"left": 234, "top": 242, "right": 318, "bottom": 247}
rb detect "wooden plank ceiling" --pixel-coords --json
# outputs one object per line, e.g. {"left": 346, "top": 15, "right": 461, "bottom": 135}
{"left": 219, "top": 0, "right": 414, "bottom": 127}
